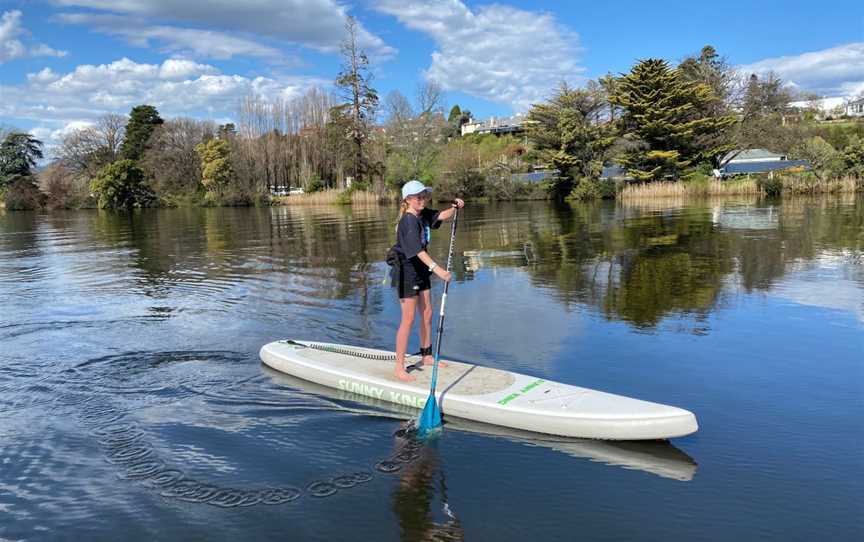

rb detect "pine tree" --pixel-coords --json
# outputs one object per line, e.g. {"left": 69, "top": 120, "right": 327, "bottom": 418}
{"left": 610, "top": 59, "right": 736, "bottom": 181}
{"left": 121, "top": 105, "right": 164, "bottom": 161}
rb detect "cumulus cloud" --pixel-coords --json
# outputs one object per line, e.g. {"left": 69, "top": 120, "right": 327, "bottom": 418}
{"left": 738, "top": 42, "right": 864, "bottom": 98}
{"left": 1, "top": 10, "right": 67, "bottom": 63}
{"left": 374, "top": 0, "right": 584, "bottom": 110}
{"left": 1, "top": 57, "right": 328, "bottom": 148}
{"left": 51, "top": 0, "right": 395, "bottom": 58}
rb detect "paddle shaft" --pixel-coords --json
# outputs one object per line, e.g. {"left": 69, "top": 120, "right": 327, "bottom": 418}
{"left": 429, "top": 206, "right": 458, "bottom": 394}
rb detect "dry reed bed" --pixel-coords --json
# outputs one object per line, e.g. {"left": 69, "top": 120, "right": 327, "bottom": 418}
{"left": 621, "top": 177, "right": 861, "bottom": 200}
{"left": 274, "top": 189, "right": 393, "bottom": 205}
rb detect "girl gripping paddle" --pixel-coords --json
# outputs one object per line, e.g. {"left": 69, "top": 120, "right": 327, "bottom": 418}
{"left": 391, "top": 180, "right": 464, "bottom": 382}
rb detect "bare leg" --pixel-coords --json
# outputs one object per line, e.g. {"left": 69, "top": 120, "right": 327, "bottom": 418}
{"left": 395, "top": 297, "right": 416, "bottom": 381}
{"left": 416, "top": 289, "right": 446, "bottom": 367}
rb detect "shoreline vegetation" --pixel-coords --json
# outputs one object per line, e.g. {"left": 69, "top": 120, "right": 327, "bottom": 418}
{"left": 2, "top": 31, "right": 863, "bottom": 212}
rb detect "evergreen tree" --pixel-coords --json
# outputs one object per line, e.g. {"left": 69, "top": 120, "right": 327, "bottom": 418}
{"left": 527, "top": 83, "right": 616, "bottom": 195}
{"left": 120, "top": 105, "right": 164, "bottom": 161}
{"left": 610, "top": 59, "right": 736, "bottom": 180}
{"left": 0, "top": 132, "right": 43, "bottom": 187}
{"left": 447, "top": 105, "right": 462, "bottom": 123}
{"left": 89, "top": 159, "right": 155, "bottom": 210}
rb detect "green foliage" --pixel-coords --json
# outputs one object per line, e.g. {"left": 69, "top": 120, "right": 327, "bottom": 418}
{"left": 447, "top": 105, "right": 462, "bottom": 123}
{"left": 794, "top": 136, "right": 843, "bottom": 180}
{"left": 120, "top": 105, "right": 164, "bottom": 161}
{"left": 610, "top": 59, "right": 736, "bottom": 180}
{"left": 0, "top": 133, "right": 44, "bottom": 187}
{"left": 568, "top": 178, "right": 618, "bottom": 201}
{"left": 306, "top": 175, "right": 325, "bottom": 193}
{"left": 527, "top": 83, "right": 615, "bottom": 196}
{"left": 841, "top": 135, "right": 864, "bottom": 178}
{"left": 195, "top": 138, "right": 234, "bottom": 193}
{"left": 89, "top": 160, "right": 155, "bottom": 210}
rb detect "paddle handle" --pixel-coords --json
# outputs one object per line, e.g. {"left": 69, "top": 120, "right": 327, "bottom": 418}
{"left": 430, "top": 206, "right": 458, "bottom": 392}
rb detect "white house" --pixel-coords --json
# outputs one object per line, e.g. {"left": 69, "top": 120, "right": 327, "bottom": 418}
{"left": 461, "top": 114, "right": 528, "bottom": 136}
{"left": 846, "top": 97, "right": 864, "bottom": 117}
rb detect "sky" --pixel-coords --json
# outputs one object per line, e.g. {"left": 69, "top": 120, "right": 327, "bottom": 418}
{"left": 1, "top": 0, "right": 862, "bottom": 151}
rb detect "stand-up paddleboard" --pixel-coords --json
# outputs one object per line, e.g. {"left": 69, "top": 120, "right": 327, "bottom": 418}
{"left": 260, "top": 340, "right": 698, "bottom": 440}
{"left": 262, "top": 367, "right": 698, "bottom": 481}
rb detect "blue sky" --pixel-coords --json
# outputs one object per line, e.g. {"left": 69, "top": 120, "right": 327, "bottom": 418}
{"left": 1, "top": 0, "right": 862, "bottom": 148}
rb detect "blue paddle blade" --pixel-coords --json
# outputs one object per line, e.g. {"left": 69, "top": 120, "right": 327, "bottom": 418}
{"left": 417, "top": 394, "right": 442, "bottom": 434}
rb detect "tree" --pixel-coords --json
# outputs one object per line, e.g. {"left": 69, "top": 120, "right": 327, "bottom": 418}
{"left": 121, "top": 105, "right": 164, "bottom": 161}
{"left": 196, "top": 137, "right": 235, "bottom": 195}
{"left": 335, "top": 16, "right": 379, "bottom": 186}
{"left": 0, "top": 132, "right": 45, "bottom": 209}
{"left": 447, "top": 105, "right": 462, "bottom": 123}
{"left": 679, "top": 46, "right": 734, "bottom": 109}
{"left": 142, "top": 118, "right": 215, "bottom": 196}
{"left": 736, "top": 72, "right": 797, "bottom": 150}
{"left": 527, "top": 83, "right": 616, "bottom": 195}
{"left": 794, "top": 137, "right": 842, "bottom": 180}
{"left": 841, "top": 136, "right": 864, "bottom": 178}
{"left": 89, "top": 159, "right": 155, "bottom": 210}
{"left": 741, "top": 72, "right": 791, "bottom": 119}
{"left": 0, "top": 132, "right": 43, "bottom": 187}
{"left": 610, "top": 59, "right": 736, "bottom": 180}
{"left": 58, "top": 113, "right": 126, "bottom": 177}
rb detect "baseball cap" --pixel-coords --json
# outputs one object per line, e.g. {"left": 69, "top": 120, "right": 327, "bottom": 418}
{"left": 401, "top": 180, "right": 432, "bottom": 200}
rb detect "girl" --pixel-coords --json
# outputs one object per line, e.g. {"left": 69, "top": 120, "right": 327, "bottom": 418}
{"left": 392, "top": 180, "right": 464, "bottom": 382}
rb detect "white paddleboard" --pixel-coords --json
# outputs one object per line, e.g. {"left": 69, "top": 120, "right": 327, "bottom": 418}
{"left": 260, "top": 340, "right": 698, "bottom": 440}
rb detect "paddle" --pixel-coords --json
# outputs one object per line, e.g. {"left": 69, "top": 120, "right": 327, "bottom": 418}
{"left": 418, "top": 205, "right": 459, "bottom": 435}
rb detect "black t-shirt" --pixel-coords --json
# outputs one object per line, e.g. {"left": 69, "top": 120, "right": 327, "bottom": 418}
{"left": 395, "top": 208, "right": 442, "bottom": 270}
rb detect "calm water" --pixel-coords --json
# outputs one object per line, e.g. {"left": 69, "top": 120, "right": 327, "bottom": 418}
{"left": 1, "top": 198, "right": 862, "bottom": 541}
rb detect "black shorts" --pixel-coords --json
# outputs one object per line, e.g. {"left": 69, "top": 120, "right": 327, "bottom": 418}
{"left": 394, "top": 260, "right": 431, "bottom": 299}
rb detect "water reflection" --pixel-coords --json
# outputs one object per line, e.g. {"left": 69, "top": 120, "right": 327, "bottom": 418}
{"left": 7, "top": 198, "right": 857, "bottom": 335}
{"left": 391, "top": 433, "right": 464, "bottom": 541}
{"left": 263, "top": 368, "right": 698, "bottom": 482}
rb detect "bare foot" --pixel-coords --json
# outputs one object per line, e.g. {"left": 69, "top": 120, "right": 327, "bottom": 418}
{"left": 394, "top": 368, "right": 415, "bottom": 382}
{"left": 418, "top": 354, "right": 448, "bottom": 368}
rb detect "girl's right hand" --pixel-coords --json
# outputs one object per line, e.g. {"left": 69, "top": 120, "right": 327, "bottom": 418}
{"left": 436, "top": 268, "right": 452, "bottom": 282}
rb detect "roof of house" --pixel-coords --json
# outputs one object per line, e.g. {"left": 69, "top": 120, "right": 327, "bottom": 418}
{"left": 600, "top": 165, "right": 629, "bottom": 179}
{"left": 721, "top": 159, "right": 810, "bottom": 175}
{"left": 511, "top": 170, "right": 558, "bottom": 183}
{"left": 720, "top": 149, "right": 785, "bottom": 165}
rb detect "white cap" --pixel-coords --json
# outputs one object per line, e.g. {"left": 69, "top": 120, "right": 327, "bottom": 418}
{"left": 401, "top": 180, "right": 432, "bottom": 200}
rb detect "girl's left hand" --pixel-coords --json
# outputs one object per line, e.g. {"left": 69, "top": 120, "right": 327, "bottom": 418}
{"left": 451, "top": 198, "right": 465, "bottom": 209}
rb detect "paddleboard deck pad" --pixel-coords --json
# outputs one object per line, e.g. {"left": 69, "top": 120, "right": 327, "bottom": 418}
{"left": 260, "top": 340, "right": 698, "bottom": 440}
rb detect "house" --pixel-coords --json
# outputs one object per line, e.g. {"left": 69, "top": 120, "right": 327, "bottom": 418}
{"left": 717, "top": 149, "right": 810, "bottom": 177}
{"left": 461, "top": 114, "right": 528, "bottom": 136}
{"left": 510, "top": 169, "right": 559, "bottom": 183}
{"left": 599, "top": 164, "right": 631, "bottom": 180}
{"left": 846, "top": 97, "right": 864, "bottom": 117}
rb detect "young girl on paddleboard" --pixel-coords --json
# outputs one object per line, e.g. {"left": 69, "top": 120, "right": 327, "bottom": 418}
{"left": 391, "top": 180, "right": 464, "bottom": 382}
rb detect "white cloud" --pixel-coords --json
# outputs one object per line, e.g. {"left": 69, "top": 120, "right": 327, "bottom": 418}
{"left": 738, "top": 42, "right": 864, "bottom": 98}
{"left": 1, "top": 57, "right": 328, "bottom": 148}
{"left": 51, "top": 0, "right": 395, "bottom": 58}
{"left": 374, "top": 0, "right": 584, "bottom": 110}
{"left": 55, "top": 13, "right": 290, "bottom": 62}
{"left": 1, "top": 10, "right": 67, "bottom": 63}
